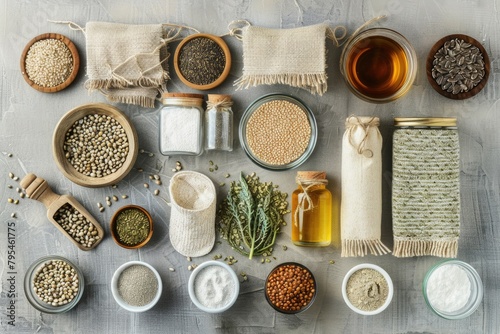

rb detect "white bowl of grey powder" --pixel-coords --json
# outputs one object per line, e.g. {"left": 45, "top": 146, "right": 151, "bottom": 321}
{"left": 423, "top": 259, "right": 483, "bottom": 319}
{"left": 111, "top": 261, "right": 162, "bottom": 312}
{"left": 188, "top": 260, "right": 239, "bottom": 313}
{"left": 342, "top": 263, "right": 394, "bottom": 315}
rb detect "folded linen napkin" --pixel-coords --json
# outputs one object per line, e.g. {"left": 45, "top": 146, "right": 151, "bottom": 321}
{"left": 234, "top": 24, "right": 330, "bottom": 95}
{"left": 85, "top": 22, "right": 169, "bottom": 108}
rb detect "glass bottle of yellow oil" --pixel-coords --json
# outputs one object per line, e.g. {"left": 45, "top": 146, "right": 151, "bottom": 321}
{"left": 291, "top": 171, "right": 333, "bottom": 246}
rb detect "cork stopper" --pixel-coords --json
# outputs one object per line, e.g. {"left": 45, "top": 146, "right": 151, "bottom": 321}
{"left": 208, "top": 94, "right": 231, "bottom": 103}
{"left": 296, "top": 171, "right": 326, "bottom": 181}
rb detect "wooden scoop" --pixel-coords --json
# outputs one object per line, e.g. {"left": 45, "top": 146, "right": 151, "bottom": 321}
{"left": 21, "top": 173, "right": 104, "bottom": 251}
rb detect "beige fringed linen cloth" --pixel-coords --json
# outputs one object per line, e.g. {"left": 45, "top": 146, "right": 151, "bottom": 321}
{"left": 341, "top": 116, "right": 390, "bottom": 257}
{"left": 235, "top": 24, "right": 337, "bottom": 95}
{"left": 392, "top": 126, "right": 460, "bottom": 257}
{"left": 85, "top": 22, "right": 169, "bottom": 108}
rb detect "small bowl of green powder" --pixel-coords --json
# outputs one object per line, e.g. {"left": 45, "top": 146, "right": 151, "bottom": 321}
{"left": 111, "top": 261, "right": 162, "bottom": 312}
{"left": 111, "top": 205, "right": 153, "bottom": 249}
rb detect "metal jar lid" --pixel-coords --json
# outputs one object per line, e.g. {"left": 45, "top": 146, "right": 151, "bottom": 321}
{"left": 394, "top": 117, "right": 457, "bottom": 127}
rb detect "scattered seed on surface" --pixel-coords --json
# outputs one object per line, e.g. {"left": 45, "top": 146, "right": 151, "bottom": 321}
{"left": 329, "top": 260, "right": 335, "bottom": 265}
{"left": 188, "top": 265, "right": 193, "bottom": 271}
{"left": 282, "top": 245, "right": 288, "bottom": 251}
{"left": 7, "top": 153, "right": 13, "bottom": 157}
{"left": 7, "top": 198, "right": 14, "bottom": 203}
{"left": 11, "top": 213, "right": 16, "bottom": 218}
{"left": 112, "top": 195, "right": 118, "bottom": 202}
{"left": 99, "top": 207, "right": 105, "bottom": 212}
{"left": 224, "top": 173, "right": 230, "bottom": 178}
{"left": 187, "top": 257, "right": 192, "bottom": 262}
{"left": 9, "top": 172, "right": 14, "bottom": 179}
{"left": 20, "top": 193, "right": 26, "bottom": 199}
{"left": 169, "top": 267, "right": 175, "bottom": 272}
{"left": 153, "top": 175, "right": 160, "bottom": 180}
{"left": 154, "top": 180, "right": 162, "bottom": 185}
{"left": 7, "top": 185, "right": 13, "bottom": 189}
{"left": 14, "top": 199, "right": 19, "bottom": 205}
{"left": 219, "top": 182, "right": 225, "bottom": 187}
{"left": 106, "top": 200, "right": 112, "bottom": 207}
{"left": 121, "top": 195, "right": 128, "bottom": 199}
{"left": 112, "top": 184, "right": 118, "bottom": 189}
{"left": 13, "top": 176, "right": 19, "bottom": 181}
{"left": 144, "top": 183, "right": 149, "bottom": 189}
{"left": 153, "top": 189, "right": 160, "bottom": 196}
{"left": 137, "top": 167, "right": 144, "bottom": 172}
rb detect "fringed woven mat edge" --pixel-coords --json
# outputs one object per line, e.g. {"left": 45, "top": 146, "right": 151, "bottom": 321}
{"left": 234, "top": 73, "right": 327, "bottom": 95}
{"left": 393, "top": 239, "right": 458, "bottom": 258}
{"left": 341, "top": 239, "right": 391, "bottom": 257}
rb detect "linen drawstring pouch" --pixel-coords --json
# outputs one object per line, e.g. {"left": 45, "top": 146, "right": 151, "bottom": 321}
{"left": 232, "top": 22, "right": 346, "bottom": 95}
{"left": 85, "top": 22, "right": 170, "bottom": 108}
{"left": 392, "top": 124, "right": 460, "bottom": 257}
{"left": 169, "top": 171, "right": 216, "bottom": 257}
{"left": 341, "top": 116, "right": 391, "bottom": 257}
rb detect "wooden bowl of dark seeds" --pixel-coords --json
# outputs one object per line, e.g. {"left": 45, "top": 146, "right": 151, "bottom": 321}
{"left": 20, "top": 33, "right": 80, "bottom": 93}
{"left": 52, "top": 103, "right": 139, "bottom": 187}
{"left": 427, "top": 34, "right": 489, "bottom": 100}
{"left": 173, "top": 33, "right": 231, "bottom": 90}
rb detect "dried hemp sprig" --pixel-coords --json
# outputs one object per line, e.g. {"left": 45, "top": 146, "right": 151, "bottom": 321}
{"left": 218, "top": 172, "right": 289, "bottom": 259}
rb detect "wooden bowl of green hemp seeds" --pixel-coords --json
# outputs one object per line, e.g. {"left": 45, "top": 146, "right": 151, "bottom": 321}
{"left": 173, "top": 33, "right": 231, "bottom": 90}
{"left": 110, "top": 205, "right": 153, "bottom": 249}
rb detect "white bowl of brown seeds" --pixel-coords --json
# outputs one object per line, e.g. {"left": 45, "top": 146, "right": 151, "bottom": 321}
{"left": 52, "top": 103, "right": 139, "bottom": 187}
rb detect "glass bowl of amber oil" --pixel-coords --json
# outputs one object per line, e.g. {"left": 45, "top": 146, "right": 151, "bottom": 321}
{"left": 340, "top": 28, "right": 417, "bottom": 103}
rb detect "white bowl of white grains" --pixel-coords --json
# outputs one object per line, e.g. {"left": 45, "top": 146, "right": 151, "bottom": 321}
{"left": 342, "top": 263, "right": 394, "bottom": 316}
{"left": 188, "top": 260, "right": 239, "bottom": 313}
{"left": 111, "top": 261, "right": 162, "bottom": 312}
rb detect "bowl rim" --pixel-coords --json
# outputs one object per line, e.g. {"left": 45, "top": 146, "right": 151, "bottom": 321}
{"left": 239, "top": 93, "right": 318, "bottom": 171}
{"left": 426, "top": 34, "right": 490, "bottom": 100}
{"left": 111, "top": 261, "right": 163, "bottom": 312}
{"left": 187, "top": 260, "right": 240, "bottom": 313}
{"left": 264, "top": 261, "right": 317, "bottom": 314}
{"left": 20, "top": 33, "right": 80, "bottom": 93}
{"left": 173, "top": 33, "right": 232, "bottom": 90}
{"left": 24, "top": 255, "right": 85, "bottom": 314}
{"left": 341, "top": 263, "right": 394, "bottom": 316}
{"left": 52, "top": 103, "right": 139, "bottom": 188}
{"left": 422, "top": 259, "right": 483, "bottom": 319}
{"left": 340, "top": 27, "right": 417, "bottom": 103}
{"left": 110, "top": 205, "right": 154, "bottom": 249}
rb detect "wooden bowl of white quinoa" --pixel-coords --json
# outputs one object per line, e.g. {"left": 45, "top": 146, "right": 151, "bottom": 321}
{"left": 20, "top": 33, "right": 80, "bottom": 93}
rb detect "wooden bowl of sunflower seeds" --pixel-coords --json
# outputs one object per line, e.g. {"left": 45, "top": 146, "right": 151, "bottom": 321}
{"left": 427, "top": 34, "right": 489, "bottom": 100}
{"left": 52, "top": 103, "right": 139, "bottom": 187}
{"left": 20, "top": 33, "right": 80, "bottom": 93}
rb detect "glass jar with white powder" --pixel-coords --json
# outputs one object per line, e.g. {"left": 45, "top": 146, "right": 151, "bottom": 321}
{"left": 423, "top": 259, "right": 483, "bottom": 319}
{"left": 159, "top": 93, "right": 204, "bottom": 156}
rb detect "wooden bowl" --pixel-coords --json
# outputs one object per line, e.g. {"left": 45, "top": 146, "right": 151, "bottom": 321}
{"left": 52, "top": 103, "right": 139, "bottom": 187}
{"left": 20, "top": 33, "right": 80, "bottom": 93}
{"left": 173, "top": 33, "right": 231, "bottom": 90}
{"left": 426, "top": 34, "right": 489, "bottom": 100}
{"left": 110, "top": 205, "right": 153, "bottom": 249}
